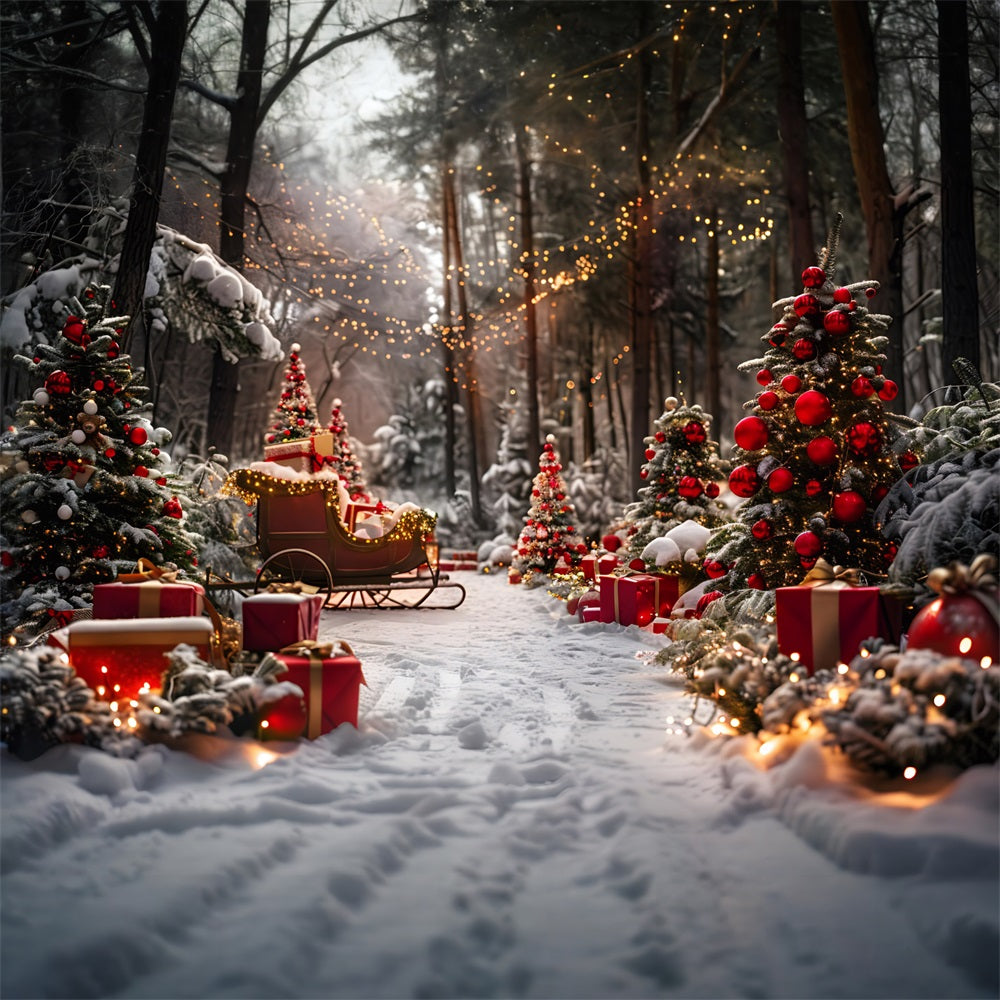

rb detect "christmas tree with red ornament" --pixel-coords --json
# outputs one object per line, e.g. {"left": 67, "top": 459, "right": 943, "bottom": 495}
{"left": 0, "top": 285, "right": 200, "bottom": 633}
{"left": 511, "top": 435, "right": 585, "bottom": 581}
{"left": 264, "top": 343, "right": 320, "bottom": 445}
{"left": 706, "top": 219, "right": 906, "bottom": 591}
{"left": 327, "top": 398, "right": 370, "bottom": 501}
{"left": 623, "top": 396, "right": 729, "bottom": 564}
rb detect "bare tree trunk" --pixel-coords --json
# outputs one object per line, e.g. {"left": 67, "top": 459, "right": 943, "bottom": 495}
{"left": 937, "top": 0, "right": 981, "bottom": 379}
{"left": 706, "top": 216, "right": 721, "bottom": 422}
{"left": 776, "top": 0, "right": 815, "bottom": 283}
{"left": 114, "top": 0, "right": 187, "bottom": 354}
{"left": 515, "top": 127, "right": 542, "bottom": 456}
{"left": 581, "top": 322, "right": 595, "bottom": 460}
{"left": 440, "top": 165, "right": 458, "bottom": 497}
{"left": 207, "top": 0, "right": 270, "bottom": 458}
{"left": 604, "top": 354, "right": 617, "bottom": 451}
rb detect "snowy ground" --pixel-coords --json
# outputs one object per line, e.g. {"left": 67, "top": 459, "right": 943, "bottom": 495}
{"left": 2, "top": 572, "right": 997, "bottom": 1000}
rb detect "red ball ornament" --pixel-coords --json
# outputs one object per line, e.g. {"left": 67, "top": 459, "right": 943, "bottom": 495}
{"left": 645, "top": 448, "right": 656, "bottom": 461}
{"left": 848, "top": 422, "right": 881, "bottom": 455}
{"left": 155, "top": 477, "right": 168, "bottom": 486}
{"left": 62, "top": 316, "right": 89, "bottom": 346}
{"left": 823, "top": 310, "right": 851, "bottom": 336}
{"left": 907, "top": 594, "right": 1000, "bottom": 662}
{"left": 851, "top": 376, "right": 875, "bottom": 398}
{"left": 677, "top": 476, "right": 704, "bottom": 499}
{"left": 781, "top": 374, "right": 802, "bottom": 394}
{"left": 601, "top": 534, "right": 622, "bottom": 553}
{"left": 163, "top": 499, "right": 182, "bottom": 519}
{"left": 92, "top": 545, "right": 110, "bottom": 559}
{"left": 682, "top": 421, "right": 707, "bottom": 445}
{"left": 748, "top": 573, "right": 766, "bottom": 590}
{"left": 104, "top": 447, "right": 116, "bottom": 459}
{"left": 758, "top": 390, "right": 779, "bottom": 411}
{"left": 704, "top": 559, "right": 726, "bottom": 579}
{"left": 793, "top": 293, "right": 820, "bottom": 318}
{"left": 833, "top": 287, "right": 853, "bottom": 304}
{"left": 878, "top": 379, "right": 898, "bottom": 401}
{"left": 41, "top": 454, "right": 64, "bottom": 472}
{"left": 45, "top": 370, "right": 72, "bottom": 396}
{"left": 751, "top": 519, "right": 772, "bottom": 540}
{"left": 757, "top": 369, "right": 774, "bottom": 386}
{"left": 107, "top": 340, "right": 120, "bottom": 360}
{"left": 805, "top": 479, "right": 824, "bottom": 497}
{"left": 696, "top": 591, "right": 725, "bottom": 616}
{"left": 728, "top": 465, "right": 759, "bottom": 498}
{"left": 655, "top": 431, "right": 666, "bottom": 443}
{"left": 865, "top": 286, "right": 877, "bottom": 299}
{"left": 793, "top": 531, "right": 824, "bottom": 558}
{"left": 806, "top": 435, "right": 838, "bottom": 466}
{"left": 768, "top": 467, "right": 794, "bottom": 493}
{"left": 734, "top": 416, "right": 769, "bottom": 451}
{"left": 127, "top": 426, "right": 148, "bottom": 446}
{"left": 792, "top": 338, "right": 817, "bottom": 360}
{"left": 795, "top": 389, "right": 832, "bottom": 425}
{"left": 831, "top": 491, "right": 867, "bottom": 523}
{"left": 800, "top": 266, "right": 826, "bottom": 288}
{"left": 704, "top": 482, "right": 720, "bottom": 499}
{"left": 640, "top": 468, "right": 648, "bottom": 479}
{"left": 256, "top": 692, "right": 308, "bottom": 741}
{"left": 134, "top": 466, "right": 149, "bottom": 478}
{"left": 899, "top": 450, "right": 919, "bottom": 472}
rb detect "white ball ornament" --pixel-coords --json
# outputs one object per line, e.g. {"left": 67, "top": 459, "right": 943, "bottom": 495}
{"left": 21, "top": 509, "right": 38, "bottom": 524}
{"left": 82, "top": 399, "right": 98, "bottom": 415}
{"left": 71, "top": 429, "right": 87, "bottom": 444}
{"left": 55, "top": 566, "right": 71, "bottom": 581}
{"left": 33, "top": 389, "right": 50, "bottom": 406}
{"left": 664, "top": 396, "right": 679, "bottom": 411}
{"left": 57, "top": 504, "right": 73, "bottom": 520}
{"left": 291, "top": 342, "right": 301, "bottom": 352}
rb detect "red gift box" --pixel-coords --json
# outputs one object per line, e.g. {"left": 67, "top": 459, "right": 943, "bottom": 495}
{"left": 271, "top": 641, "right": 366, "bottom": 737}
{"left": 241, "top": 593, "right": 324, "bottom": 652}
{"left": 599, "top": 573, "right": 679, "bottom": 626}
{"left": 343, "top": 500, "right": 380, "bottom": 533}
{"left": 93, "top": 579, "right": 205, "bottom": 619}
{"left": 67, "top": 616, "right": 214, "bottom": 699}
{"left": 264, "top": 432, "right": 335, "bottom": 474}
{"left": 581, "top": 553, "right": 619, "bottom": 582}
{"left": 651, "top": 617, "right": 671, "bottom": 634}
{"left": 573, "top": 589, "right": 601, "bottom": 620}
{"left": 776, "top": 567, "right": 904, "bottom": 674}
{"left": 438, "top": 560, "right": 477, "bottom": 572}
{"left": 579, "top": 606, "right": 603, "bottom": 623}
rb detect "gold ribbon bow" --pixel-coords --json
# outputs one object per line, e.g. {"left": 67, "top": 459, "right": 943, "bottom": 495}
{"left": 279, "top": 639, "right": 342, "bottom": 658}
{"left": 925, "top": 554, "right": 999, "bottom": 627}
{"left": 117, "top": 557, "right": 179, "bottom": 583}
{"left": 801, "top": 558, "right": 863, "bottom": 587}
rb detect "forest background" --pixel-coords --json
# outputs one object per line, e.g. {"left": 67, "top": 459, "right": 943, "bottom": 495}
{"left": 1, "top": 0, "right": 996, "bottom": 537}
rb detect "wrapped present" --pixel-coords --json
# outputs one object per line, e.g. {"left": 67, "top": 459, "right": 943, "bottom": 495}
{"left": 599, "top": 573, "right": 679, "bottom": 627}
{"left": 67, "top": 616, "right": 214, "bottom": 698}
{"left": 579, "top": 606, "right": 602, "bottom": 623}
{"left": 651, "top": 617, "right": 671, "bottom": 635}
{"left": 241, "top": 593, "right": 324, "bottom": 652}
{"left": 776, "top": 560, "right": 904, "bottom": 674}
{"left": 508, "top": 569, "right": 522, "bottom": 585}
{"left": 271, "top": 640, "right": 366, "bottom": 737}
{"left": 438, "top": 560, "right": 478, "bottom": 572}
{"left": 343, "top": 500, "right": 380, "bottom": 533}
{"left": 580, "top": 553, "right": 618, "bottom": 582}
{"left": 263, "top": 432, "right": 335, "bottom": 474}
{"left": 444, "top": 549, "right": 478, "bottom": 562}
{"left": 572, "top": 589, "right": 601, "bottom": 619}
{"left": 93, "top": 558, "right": 205, "bottom": 619}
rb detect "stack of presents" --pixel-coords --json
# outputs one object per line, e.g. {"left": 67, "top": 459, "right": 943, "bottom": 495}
{"left": 49, "top": 562, "right": 365, "bottom": 742}
{"left": 571, "top": 519, "right": 908, "bottom": 675}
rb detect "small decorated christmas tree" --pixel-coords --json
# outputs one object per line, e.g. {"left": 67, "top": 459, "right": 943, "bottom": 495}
{"left": 511, "top": 435, "right": 585, "bottom": 581}
{"left": 623, "top": 396, "right": 728, "bottom": 563}
{"left": 327, "top": 398, "right": 370, "bottom": 501}
{"left": 0, "top": 285, "right": 200, "bottom": 633}
{"left": 264, "top": 343, "right": 320, "bottom": 445}
{"left": 707, "top": 219, "right": 903, "bottom": 591}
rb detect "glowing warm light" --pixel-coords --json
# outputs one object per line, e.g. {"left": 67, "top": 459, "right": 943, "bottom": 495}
{"left": 127, "top": 718, "right": 137, "bottom": 729}
{"left": 109, "top": 701, "right": 118, "bottom": 712}
{"left": 254, "top": 750, "right": 279, "bottom": 769}
{"left": 860, "top": 649, "right": 870, "bottom": 658}
{"left": 981, "top": 656, "right": 992, "bottom": 669}
{"left": 789, "top": 672, "right": 800, "bottom": 683}
{"left": 260, "top": 720, "right": 270, "bottom": 729}
{"left": 959, "top": 637, "right": 973, "bottom": 654}
{"left": 933, "top": 694, "right": 946, "bottom": 707}
{"left": 790, "top": 652, "right": 800, "bottom": 662}
{"left": 758, "top": 740, "right": 776, "bottom": 756}
{"left": 903, "top": 766, "right": 917, "bottom": 780}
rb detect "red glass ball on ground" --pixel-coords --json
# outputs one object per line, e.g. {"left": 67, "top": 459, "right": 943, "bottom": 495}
{"left": 734, "top": 415, "right": 769, "bottom": 451}
{"left": 907, "top": 596, "right": 1000, "bottom": 661}
{"left": 878, "top": 379, "right": 898, "bottom": 401}
{"left": 768, "top": 467, "right": 794, "bottom": 493}
{"left": 792, "top": 338, "right": 817, "bottom": 360}
{"left": 793, "top": 293, "right": 821, "bottom": 318}
{"left": 728, "top": 465, "right": 759, "bottom": 498}
{"left": 833, "top": 287, "right": 853, "bottom": 304}
{"left": 677, "top": 476, "right": 704, "bottom": 498}
{"left": 801, "top": 266, "right": 826, "bottom": 288}
{"left": 848, "top": 422, "right": 881, "bottom": 455}
{"left": 756, "top": 369, "right": 774, "bottom": 386}
{"left": 806, "top": 435, "right": 838, "bottom": 465}
{"left": 832, "top": 490, "right": 867, "bottom": 522}
{"left": 682, "top": 421, "right": 707, "bottom": 445}
{"left": 805, "top": 479, "right": 823, "bottom": 497}
{"left": 751, "top": 519, "right": 772, "bottom": 540}
{"left": 794, "top": 531, "right": 824, "bottom": 558}
{"left": 704, "top": 559, "right": 726, "bottom": 579}
{"left": 758, "top": 390, "right": 779, "bottom": 411}
{"left": 823, "top": 310, "right": 851, "bottom": 336}
{"left": 257, "top": 692, "right": 308, "bottom": 741}
{"left": 851, "top": 376, "right": 875, "bottom": 398}
{"left": 795, "top": 389, "right": 832, "bottom": 425}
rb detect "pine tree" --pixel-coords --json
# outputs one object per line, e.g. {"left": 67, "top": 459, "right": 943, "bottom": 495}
{"left": 511, "top": 435, "right": 586, "bottom": 580}
{"left": 326, "top": 398, "right": 370, "bottom": 501}
{"left": 623, "top": 397, "right": 729, "bottom": 563}
{"left": 0, "top": 285, "right": 200, "bottom": 633}
{"left": 708, "top": 221, "right": 904, "bottom": 591}
{"left": 481, "top": 391, "right": 532, "bottom": 540}
{"left": 264, "top": 343, "right": 320, "bottom": 445}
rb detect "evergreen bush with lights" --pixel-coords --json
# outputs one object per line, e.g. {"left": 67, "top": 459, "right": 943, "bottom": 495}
{"left": 264, "top": 343, "right": 321, "bottom": 445}
{"left": 326, "top": 398, "right": 370, "bottom": 501}
{"left": 511, "top": 435, "right": 586, "bottom": 581}
{"left": 0, "top": 286, "right": 200, "bottom": 635}
{"left": 706, "top": 221, "right": 909, "bottom": 595}
{"left": 623, "top": 397, "right": 729, "bottom": 563}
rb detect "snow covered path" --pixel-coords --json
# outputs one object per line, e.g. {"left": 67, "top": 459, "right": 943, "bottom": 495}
{"left": 2, "top": 573, "right": 997, "bottom": 999}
